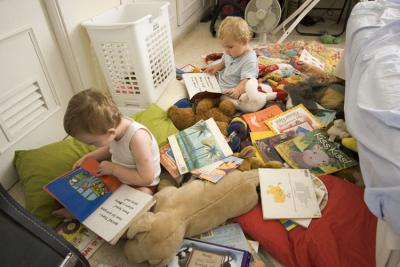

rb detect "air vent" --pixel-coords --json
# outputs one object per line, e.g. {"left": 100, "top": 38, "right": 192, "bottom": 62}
{"left": 0, "top": 81, "right": 48, "bottom": 141}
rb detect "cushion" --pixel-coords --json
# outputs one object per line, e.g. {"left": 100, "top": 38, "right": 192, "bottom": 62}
{"left": 233, "top": 175, "right": 377, "bottom": 267}
{"left": 131, "top": 103, "right": 178, "bottom": 147}
{"left": 14, "top": 139, "right": 95, "bottom": 228}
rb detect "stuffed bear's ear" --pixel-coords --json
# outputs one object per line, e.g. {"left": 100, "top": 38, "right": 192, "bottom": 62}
{"left": 126, "top": 212, "right": 155, "bottom": 239}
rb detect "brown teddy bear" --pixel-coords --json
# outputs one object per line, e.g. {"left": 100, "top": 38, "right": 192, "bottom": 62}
{"left": 167, "top": 98, "right": 236, "bottom": 136}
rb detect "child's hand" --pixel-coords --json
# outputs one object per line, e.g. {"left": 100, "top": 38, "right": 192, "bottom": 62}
{"left": 72, "top": 155, "right": 88, "bottom": 170}
{"left": 204, "top": 65, "right": 220, "bottom": 75}
{"left": 224, "top": 88, "right": 242, "bottom": 99}
{"left": 98, "top": 161, "right": 114, "bottom": 176}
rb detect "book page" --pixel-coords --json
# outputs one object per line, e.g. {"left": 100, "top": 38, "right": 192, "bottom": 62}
{"left": 83, "top": 184, "right": 154, "bottom": 244}
{"left": 182, "top": 73, "right": 222, "bottom": 99}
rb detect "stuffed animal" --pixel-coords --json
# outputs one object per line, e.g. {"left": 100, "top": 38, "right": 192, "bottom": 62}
{"left": 327, "top": 119, "right": 350, "bottom": 141}
{"left": 234, "top": 145, "right": 282, "bottom": 171}
{"left": 167, "top": 98, "right": 236, "bottom": 136}
{"left": 124, "top": 169, "right": 260, "bottom": 266}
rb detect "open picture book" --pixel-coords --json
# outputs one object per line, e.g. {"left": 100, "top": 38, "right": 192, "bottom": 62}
{"left": 168, "top": 118, "right": 233, "bottom": 175}
{"left": 182, "top": 73, "right": 222, "bottom": 101}
{"left": 44, "top": 158, "right": 155, "bottom": 245}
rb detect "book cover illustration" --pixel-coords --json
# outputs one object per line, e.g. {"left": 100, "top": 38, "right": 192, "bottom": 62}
{"left": 242, "top": 105, "right": 282, "bottom": 132}
{"left": 191, "top": 156, "right": 243, "bottom": 183}
{"left": 266, "top": 104, "right": 323, "bottom": 134}
{"left": 314, "top": 109, "right": 336, "bottom": 127}
{"left": 249, "top": 131, "right": 275, "bottom": 161}
{"left": 259, "top": 168, "right": 322, "bottom": 219}
{"left": 275, "top": 129, "right": 358, "bottom": 175}
{"left": 254, "top": 131, "right": 296, "bottom": 164}
{"left": 168, "top": 119, "right": 233, "bottom": 175}
{"left": 160, "top": 144, "right": 180, "bottom": 178}
{"left": 182, "top": 73, "right": 222, "bottom": 100}
{"left": 167, "top": 238, "right": 251, "bottom": 267}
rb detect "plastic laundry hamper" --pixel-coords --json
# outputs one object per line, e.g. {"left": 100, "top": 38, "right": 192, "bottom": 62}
{"left": 82, "top": 2, "right": 175, "bottom": 112}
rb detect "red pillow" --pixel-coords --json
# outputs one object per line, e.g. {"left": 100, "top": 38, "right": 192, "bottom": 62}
{"left": 233, "top": 175, "right": 377, "bottom": 267}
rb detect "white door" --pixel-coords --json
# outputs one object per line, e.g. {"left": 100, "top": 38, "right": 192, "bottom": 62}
{"left": 0, "top": 0, "right": 75, "bottom": 188}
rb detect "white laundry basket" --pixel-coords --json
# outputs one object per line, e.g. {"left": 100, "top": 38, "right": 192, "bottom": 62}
{"left": 82, "top": 2, "right": 175, "bottom": 112}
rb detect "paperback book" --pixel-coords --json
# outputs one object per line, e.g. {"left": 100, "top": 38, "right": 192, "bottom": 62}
{"left": 167, "top": 238, "right": 252, "bottom": 267}
{"left": 44, "top": 158, "right": 155, "bottom": 244}
{"left": 182, "top": 73, "right": 222, "bottom": 101}
{"left": 249, "top": 131, "right": 275, "bottom": 161}
{"left": 242, "top": 105, "right": 283, "bottom": 132}
{"left": 191, "top": 156, "right": 243, "bottom": 183}
{"left": 254, "top": 131, "right": 296, "bottom": 164}
{"left": 259, "top": 168, "right": 322, "bottom": 220}
{"left": 168, "top": 118, "right": 233, "bottom": 175}
{"left": 160, "top": 144, "right": 180, "bottom": 178}
{"left": 265, "top": 104, "right": 323, "bottom": 134}
{"left": 275, "top": 129, "right": 358, "bottom": 175}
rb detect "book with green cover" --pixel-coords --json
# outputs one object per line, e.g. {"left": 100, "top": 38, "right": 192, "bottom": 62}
{"left": 275, "top": 129, "right": 357, "bottom": 175}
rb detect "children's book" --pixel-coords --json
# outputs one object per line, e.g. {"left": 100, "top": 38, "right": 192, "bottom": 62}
{"left": 191, "top": 156, "right": 243, "bottom": 183}
{"left": 182, "top": 73, "right": 222, "bottom": 101}
{"left": 56, "top": 219, "right": 104, "bottom": 259}
{"left": 242, "top": 105, "right": 283, "bottom": 132}
{"left": 160, "top": 144, "right": 180, "bottom": 178}
{"left": 249, "top": 131, "right": 275, "bottom": 161}
{"left": 167, "top": 238, "right": 252, "bottom": 267}
{"left": 265, "top": 104, "right": 323, "bottom": 134}
{"left": 275, "top": 129, "right": 358, "bottom": 175}
{"left": 259, "top": 168, "right": 322, "bottom": 220}
{"left": 168, "top": 118, "right": 233, "bottom": 175}
{"left": 197, "top": 223, "right": 251, "bottom": 252}
{"left": 314, "top": 108, "right": 336, "bottom": 127}
{"left": 44, "top": 158, "right": 155, "bottom": 245}
{"left": 254, "top": 131, "right": 296, "bottom": 164}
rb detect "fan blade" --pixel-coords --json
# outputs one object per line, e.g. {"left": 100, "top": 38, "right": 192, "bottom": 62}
{"left": 246, "top": 11, "right": 260, "bottom": 27}
{"left": 256, "top": 0, "right": 273, "bottom": 10}
{"left": 263, "top": 12, "right": 277, "bottom": 32}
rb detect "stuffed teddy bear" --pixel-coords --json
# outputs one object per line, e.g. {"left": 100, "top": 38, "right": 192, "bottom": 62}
{"left": 327, "top": 119, "right": 350, "bottom": 141}
{"left": 234, "top": 145, "right": 282, "bottom": 171}
{"left": 167, "top": 98, "right": 236, "bottom": 136}
{"left": 124, "top": 169, "right": 260, "bottom": 266}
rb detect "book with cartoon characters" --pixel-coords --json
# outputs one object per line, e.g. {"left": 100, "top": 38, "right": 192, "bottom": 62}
{"left": 275, "top": 129, "right": 357, "bottom": 175}
{"left": 259, "top": 168, "right": 321, "bottom": 219}
{"left": 44, "top": 158, "right": 155, "bottom": 245}
{"left": 242, "top": 105, "right": 283, "bottom": 132}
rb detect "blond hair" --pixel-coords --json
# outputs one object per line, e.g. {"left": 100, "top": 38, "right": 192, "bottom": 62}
{"left": 64, "top": 89, "right": 122, "bottom": 136}
{"left": 218, "top": 16, "right": 252, "bottom": 42}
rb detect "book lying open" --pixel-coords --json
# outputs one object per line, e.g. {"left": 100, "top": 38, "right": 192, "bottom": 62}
{"left": 168, "top": 118, "right": 233, "bottom": 175}
{"left": 44, "top": 158, "right": 155, "bottom": 245}
{"left": 182, "top": 73, "right": 222, "bottom": 101}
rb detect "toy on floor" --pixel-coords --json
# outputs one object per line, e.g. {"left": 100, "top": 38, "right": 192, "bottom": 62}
{"left": 234, "top": 146, "right": 282, "bottom": 171}
{"left": 227, "top": 117, "right": 248, "bottom": 152}
{"left": 320, "top": 34, "right": 341, "bottom": 44}
{"left": 327, "top": 119, "right": 350, "bottom": 142}
{"left": 167, "top": 98, "right": 236, "bottom": 136}
{"left": 124, "top": 169, "right": 260, "bottom": 266}
{"left": 342, "top": 137, "right": 357, "bottom": 152}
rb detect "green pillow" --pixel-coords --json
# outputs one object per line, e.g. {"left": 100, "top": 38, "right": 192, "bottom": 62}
{"left": 131, "top": 103, "right": 178, "bottom": 147}
{"left": 14, "top": 139, "right": 95, "bottom": 228}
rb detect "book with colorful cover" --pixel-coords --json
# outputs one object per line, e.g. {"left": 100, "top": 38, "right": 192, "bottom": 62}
{"left": 259, "top": 168, "right": 322, "bottom": 220}
{"left": 167, "top": 238, "right": 252, "bottom": 267}
{"left": 160, "top": 144, "right": 180, "bottom": 178}
{"left": 265, "top": 104, "right": 323, "bottom": 134}
{"left": 275, "top": 129, "right": 358, "bottom": 175}
{"left": 314, "top": 108, "right": 336, "bottom": 127}
{"left": 254, "top": 131, "right": 296, "bottom": 164}
{"left": 44, "top": 158, "right": 155, "bottom": 244}
{"left": 191, "top": 156, "right": 243, "bottom": 183}
{"left": 242, "top": 105, "right": 283, "bottom": 132}
{"left": 168, "top": 118, "right": 233, "bottom": 175}
{"left": 249, "top": 131, "right": 275, "bottom": 161}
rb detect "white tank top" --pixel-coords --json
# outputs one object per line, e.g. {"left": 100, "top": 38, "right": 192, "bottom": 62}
{"left": 109, "top": 119, "right": 160, "bottom": 186}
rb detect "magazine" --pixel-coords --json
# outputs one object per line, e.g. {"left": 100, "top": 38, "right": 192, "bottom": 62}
{"left": 254, "top": 131, "right": 296, "bottom": 164}
{"left": 191, "top": 156, "right": 243, "bottom": 183}
{"left": 168, "top": 118, "right": 233, "bottom": 175}
{"left": 265, "top": 104, "right": 323, "bottom": 134}
{"left": 275, "top": 129, "right": 358, "bottom": 175}
{"left": 44, "top": 158, "right": 155, "bottom": 244}
{"left": 242, "top": 105, "right": 283, "bottom": 132}
{"left": 259, "top": 168, "right": 321, "bottom": 220}
{"left": 182, "top": 73, "right": 222, "bottom": 101}
{"left": 167, "top": 238, "right": 252, "bottom": 267}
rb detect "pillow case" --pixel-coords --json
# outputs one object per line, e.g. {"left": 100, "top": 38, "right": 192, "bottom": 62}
{"left": 233, "top": 175, "right": 377, "bottom": 267}
{"left": 14, "top": 139, "right": 95, "bottom": 227}
{"left": 131, "top": 103, "right": 178, "bottom": 147}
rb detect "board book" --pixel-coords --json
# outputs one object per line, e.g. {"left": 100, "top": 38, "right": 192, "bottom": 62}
{"left": 259, "top": 168, "right": 321, "bottom": 220}
{"left": 168, "top": 118, "right": 233, "bottom": 175}
{"left": 182, "top": 73, "right": 222, "bottom": 101}
{"left": 265, "top": 104, "right": 323, "bottom": 134}
{"left": 44, "top": 158, "right": 155, "bottom": 244}
{"left": 275, "top": 129, "right": 358, "bottom": 175}
{"left": 242, "top": 105, "right": 283, "bottom": 132}
{"left": 167, "top": 238, "right": 252, "bottom": 267}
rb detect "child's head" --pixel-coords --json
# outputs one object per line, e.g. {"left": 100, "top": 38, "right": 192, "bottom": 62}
{"left": 218, "top": 16, "right": 252, "bottom": 58}
{"left": 64, "top": 89, "right": 122, "bottom": 147}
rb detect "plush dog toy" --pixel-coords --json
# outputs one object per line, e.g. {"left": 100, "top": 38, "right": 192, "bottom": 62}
{"left": 124, "top": 169, "right": 259, "bottom": 266}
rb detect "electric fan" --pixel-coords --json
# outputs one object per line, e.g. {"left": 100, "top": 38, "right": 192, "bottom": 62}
{"left": 245, "top": 0, "right": 282, "bottom": 44}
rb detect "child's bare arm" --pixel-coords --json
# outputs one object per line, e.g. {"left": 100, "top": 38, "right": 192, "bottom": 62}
{"left": 72, "top": 146, "right": 111, "bottom": 169}
{"left": 224, "top": 79, "right": 248, "bottom": 99}
{"left": 204, "top": 61, "right": 225, "bottom": 74}
{"left": 98, "top": 129, "right": 155, "bottom": 186}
